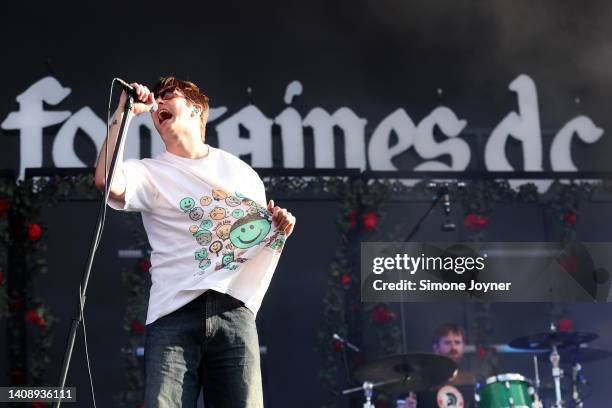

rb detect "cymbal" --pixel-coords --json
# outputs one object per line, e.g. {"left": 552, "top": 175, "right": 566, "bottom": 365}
{"left": 509, "top": 332, "right": 598, "bottom": 350}
{"left": 537, "top": 347, "right": 612, "bottom": 364}
{"left": 353, "top": 353, "right": 457, "bottom": 393}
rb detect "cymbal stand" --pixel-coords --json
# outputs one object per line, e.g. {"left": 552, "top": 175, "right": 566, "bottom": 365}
{"left": 342, "top": 378, "right": 403, "bottom": 408}
{"left": 532, "top": 355, "right": 544, "bottom": 408}
{"left": 550, "top": 343, "right": 565, "bottom": 408}
{"left": 571, "top": 359, "right": 584, "bottom": 408}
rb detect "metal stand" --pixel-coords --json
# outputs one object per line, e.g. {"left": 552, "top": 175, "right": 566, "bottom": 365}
{"left": 342, "top": 379, "right": 404, "bottom": 408}
{"left": 571, "top": 359, "right": 584, "bottom": 408}
{"left": 53, "top": 96, "right": 134, "bottom": 408}
{"left": 550, "top": 343, "right": 564, "bottom": 408}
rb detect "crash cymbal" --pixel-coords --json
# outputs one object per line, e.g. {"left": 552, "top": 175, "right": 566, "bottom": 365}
{"left": 353, "top": 353, "right": 457, "bottom": 393}
{"left": 509, "top": 332, "right": 598, "bottom": 350}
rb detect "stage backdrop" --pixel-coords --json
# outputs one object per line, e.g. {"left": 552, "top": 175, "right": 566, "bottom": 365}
{"left": 2, "top": 1, "right": 612, "bottom": 182}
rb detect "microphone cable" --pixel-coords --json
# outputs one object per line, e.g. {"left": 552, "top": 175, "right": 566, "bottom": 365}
{"left": 71, "top": 78, "right": 121, "bottom": 408}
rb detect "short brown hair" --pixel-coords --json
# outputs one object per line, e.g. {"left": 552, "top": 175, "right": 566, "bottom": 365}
{"left": 152, "top": 76, "right": 210, "bottom": 140}
{"left": 432, "top": 323, "right": 466, "bottom": 344}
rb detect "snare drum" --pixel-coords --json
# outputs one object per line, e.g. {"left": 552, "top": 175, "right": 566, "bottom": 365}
{"left": 475, "top": 373, "right": 535, "bottom": 408}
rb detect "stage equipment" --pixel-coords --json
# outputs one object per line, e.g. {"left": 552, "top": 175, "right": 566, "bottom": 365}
{"left": 474, "top": 373, "right": 536, "bottom": 408}
{"left": 509, "top": 324, "right": 600, "bottom": 408}
{"left": 54, "top": 79, "right": 139, "bottom": 408}
{"left": 332, "top": 333, "right": 361, "bottom": 352}
{"left": 353, "top": 353, "right": 457, "bottom": 395}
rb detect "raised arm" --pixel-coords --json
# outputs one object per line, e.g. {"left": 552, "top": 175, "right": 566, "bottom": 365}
{"left": 94, "top": 83, "right": 155, "bottom": 202}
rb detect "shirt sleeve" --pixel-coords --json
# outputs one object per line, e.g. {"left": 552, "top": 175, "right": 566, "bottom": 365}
{"left": 107, "top": 159, "right": 158, "bottom": 212}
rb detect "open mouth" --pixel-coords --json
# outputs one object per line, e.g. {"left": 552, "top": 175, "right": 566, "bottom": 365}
{"left": 158, "top": 109, "right": 173, "bottom": 125}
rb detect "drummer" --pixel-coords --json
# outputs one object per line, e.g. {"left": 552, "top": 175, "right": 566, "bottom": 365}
{"left": 397, "top": 323, "right": 476, "bottom": 408}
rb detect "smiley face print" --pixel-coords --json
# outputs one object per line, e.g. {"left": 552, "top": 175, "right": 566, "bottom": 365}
{"left": 232, "top": 209, "right": 245, "bottom": 219}
{"left": 200, "top": 196, "right": 212, "bottom": 206}
{"left": 209, "top": 240, "right": 223, "bottom": 255}
{"left": 198, "top": 258, "right": 211, "bottom": 270}
{"left": 179, "top": 197, "right": 196, "bottom": 212}
{"left": 222, "top": 252, "right": 234, "bottom": 267}
{"left": 189, "top": 207, "right": 204, "bottom": 221}
{"left": 225, "top": 196, "right": 241, "bottom": 207}
{"left": 216, "top": 224, "right": 231, "bottom": 240}
{"left": 212, "top": 189, "right": 229, "bottom": 201}
{"left": 210, "top": 207, "right": 227, "bottom": 220}
{"left": 195, "top": 230, "right": 212, "bottom": 246}
{"left": 194, "top": 248, "right": 209, "bottom": 260}
{"left": 229, "top": 214, "right": 272, "bottom": 249}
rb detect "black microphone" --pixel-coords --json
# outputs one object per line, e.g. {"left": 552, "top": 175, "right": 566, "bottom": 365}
{"left": 332, "top": 333, "right": 361, "bottom": 352}
{"left": 115, "top": 78, "right": 157, "bottom": 112}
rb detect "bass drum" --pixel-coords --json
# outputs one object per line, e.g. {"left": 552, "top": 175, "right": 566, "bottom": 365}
{"left": 475, "top": 373, "right": 535, "bottom": 408}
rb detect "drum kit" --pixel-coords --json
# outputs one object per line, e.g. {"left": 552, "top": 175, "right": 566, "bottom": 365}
{"left": 344, "top": 325, "right": 610, "bottom": 407}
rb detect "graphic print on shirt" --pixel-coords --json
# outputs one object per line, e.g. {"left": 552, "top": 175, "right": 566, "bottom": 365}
{"left": 180, "top": 189, "right": 285, "bottom": 276}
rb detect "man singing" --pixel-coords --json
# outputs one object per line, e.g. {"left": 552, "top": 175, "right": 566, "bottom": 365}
{"left": 94, "top": 77, "right": 295, "bottom": 407}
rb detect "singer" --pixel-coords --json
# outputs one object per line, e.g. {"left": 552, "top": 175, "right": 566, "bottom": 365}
{"left": 94, "top": 77, "right": 296, "bottom": 407}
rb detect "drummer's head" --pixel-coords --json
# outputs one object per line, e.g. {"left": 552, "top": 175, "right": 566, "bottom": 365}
{"left": 432, "top": 323, "right": 466, "bottom": 364}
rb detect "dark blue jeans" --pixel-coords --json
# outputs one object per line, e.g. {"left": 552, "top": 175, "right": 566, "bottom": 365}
{"left": 144, "top": 290, "right": 263, "bottom": 407}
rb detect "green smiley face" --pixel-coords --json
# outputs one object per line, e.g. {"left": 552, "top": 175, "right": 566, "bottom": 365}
{"left": 179, "top": 197, "right": 196, "bottom": 212}
{"left": 194, "top": 248, "right": 209, "bottom": 261}
{"left": 200, "top": 219, "right": 213, "bottom": 230}
{"left": 222, "top": 253, "right": 234, "bottom": 266}
{"left": 229, "top": 215, "right": 271, "bottom": 249}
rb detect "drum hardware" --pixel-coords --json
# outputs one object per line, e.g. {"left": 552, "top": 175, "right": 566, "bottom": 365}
{"left": 348, "top": 353, "right": 457, "bottom": 405}
{"left": 508, "top": 325, "right": 603, "bottom": 408}
{"left": 532, "top": 355, "right": 544, "bottom": 408}
{"left": 549, "top": 341, "right": 564, "bottom": 408}
{"left": 342, "top": 378, "right": 406, "bottom": 408}
{"left": 571, "top": 361, "right": 584, "bottom": 408}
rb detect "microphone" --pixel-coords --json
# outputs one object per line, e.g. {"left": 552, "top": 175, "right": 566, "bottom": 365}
{"left": 332, "top": 333, "right": 361, "bottom": 352}
{"left": 115, "top": 78, "right": 158, "bottom": 112}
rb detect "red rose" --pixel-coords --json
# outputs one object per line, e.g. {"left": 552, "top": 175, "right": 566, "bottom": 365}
{"left": 362, "top": 212, "right": 379, "bottom": 232}
{"left": 565, "top": 213, "right": 577, "bottom": 224}
{"left": 25, "top": 310, "right": 46, "bottom": 328}
{"left": 477, "top": 346, "right": 487, "bottom": 359}
{"left": 371, "top": 305, "right": 396, "bottom": 325}
{"left": 340, "top": 274, "right": 351, "bottom": 287}
{"left": 0, "top": 271, "right": 4, "bottom": 285}
{"left": 138, "top": 259, "right": 151, "bottom": 273}
{"left": 347, "top": 210, "right": 358, "bottom": 229}
{"left": 558, "top": 318, "right": 574, "bottom": 333}
{"left": 0, "top": 199, "right": 9, "bottom": 217}
{"left": 331, "top": 339, "right": 344, "bottom": 352}
{"left": 27, "top": 223, "right": 42, "bottom": 241}
{"left": 477, "top": 216, "right": 489, "bottom": 227}
{"left": 32, "top": 401, "right": 48, "bottom": 408}
{"left": 464, "top": 214, "right": 488, "bottom": 231}
{"left": 138, "top": 404, "right": 145, "bottom": 408}
{"left": 131, "top": 320, "right": 145, "bottom": 334}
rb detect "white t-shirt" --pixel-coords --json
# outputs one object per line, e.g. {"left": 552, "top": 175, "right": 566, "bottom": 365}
{"left": 108, "top": 147, "right": 285, "bottom": 324}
